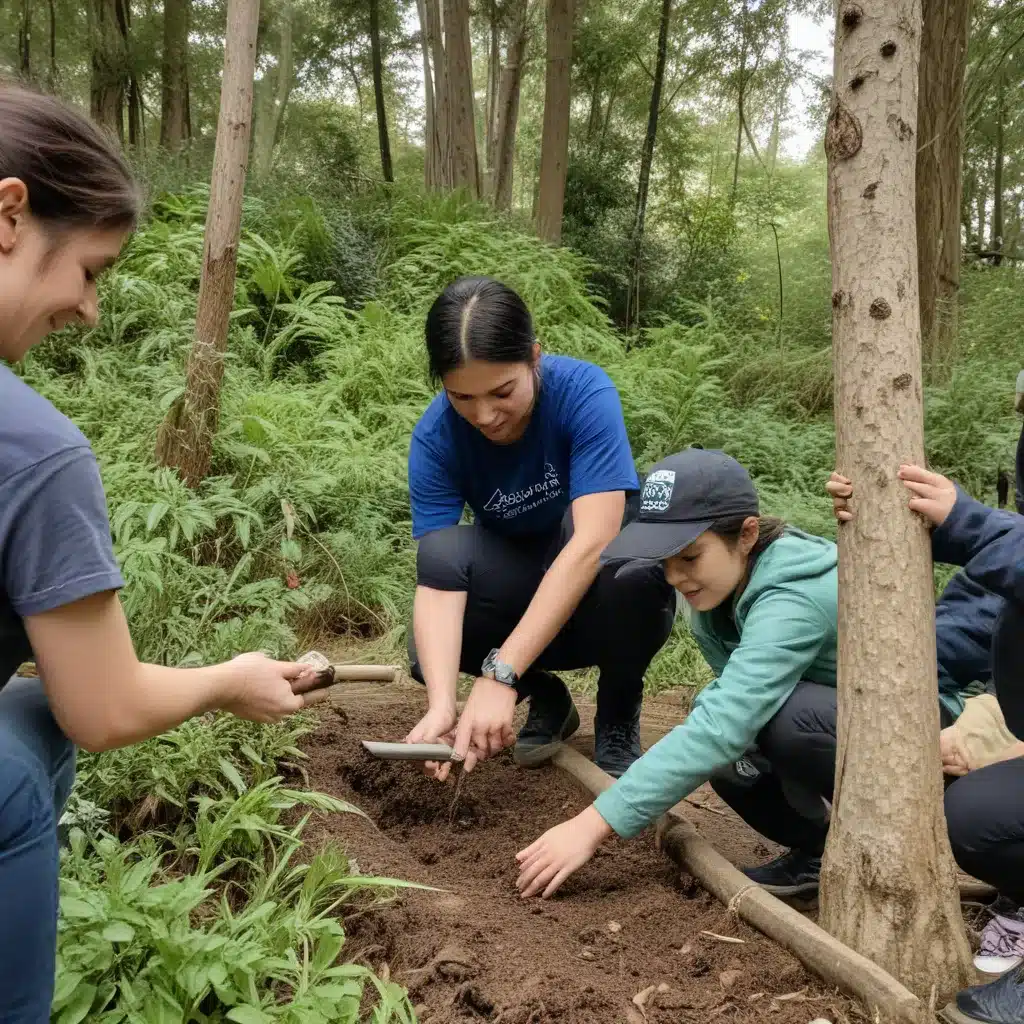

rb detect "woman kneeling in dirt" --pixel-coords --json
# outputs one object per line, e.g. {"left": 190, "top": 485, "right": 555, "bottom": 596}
{"left": 830, "top": 466, "right": 1024, "bottom": 1024}
{"left": 0, "top": 87, "right": 319, "bottom": 1022}
{"left": 516, "top": 446, "right": 843, "bottom": 898}
{"left": 403, "top": 276, "right": 675, "bottom": 779}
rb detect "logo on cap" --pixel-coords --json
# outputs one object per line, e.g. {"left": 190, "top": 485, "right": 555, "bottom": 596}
{"left": 640, "top": 469, "right": 676, "bottom": 514}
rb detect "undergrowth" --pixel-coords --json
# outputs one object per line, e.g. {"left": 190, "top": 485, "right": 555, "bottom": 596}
{"left": 18, "top": 181, "right": 1021, "bottom": 1020}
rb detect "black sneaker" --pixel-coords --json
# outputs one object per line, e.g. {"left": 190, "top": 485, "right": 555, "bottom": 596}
{"left": 940, "top": 965, "right": 1024, "bottom": 1023}
{"left": 743, "top": 849, "right": 821, "bottom": 897}
{"left": 513, "top": 674, "right": 580, "bottom": 767}
{"left": 594, "top": 713, "right": 642, "bottom": 778}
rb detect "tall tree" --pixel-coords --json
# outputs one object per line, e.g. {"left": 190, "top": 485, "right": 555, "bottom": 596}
{"left": 444, "top": 0, "right": 480, "bottom": 196}
{"left": 535, "top": 0, "right": 573, "bottom": 243}
{"left": 492, "top": 2, "right": 530, "bottom": 210}
{"left": 991, "top": 68, "right": 1005, "bottom": 263}
{"left": 483, "top": 0, "right": 503, "bottom": 197}
{"left": 416, "top": 0, "right": 441, "bottom": 188}
{"left": 155, "top": 0, "right": 261, "bottom": 487}
{"left": 90, "top": 0, "right": 131, "bottom": 139}
{"left": 626, "top": 0, "right": 672, "bottom": 330}
{"left": 252, "top": 0, "right": 294, "bottom": 182}
{"left": 161, "top": 0, "right": 191, "bottom": 151}
{"left": 369, "top": 0, "right": 394, "bottom": 182}
{"left": 425, "top": 0, "right": 451, "bottom": 188}
{"left": 819, "top": 0, "right": 973, "bottom": 1002}
{"left": 18, "top": 0, "right": 31, "bottom": 79}
{"left": 916, "top": 0, "right": 972, "bottom": 379}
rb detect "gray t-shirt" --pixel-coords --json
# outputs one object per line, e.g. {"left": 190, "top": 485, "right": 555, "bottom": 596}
{"left": 1, "top": 365, "right": 124, "bottom": 688}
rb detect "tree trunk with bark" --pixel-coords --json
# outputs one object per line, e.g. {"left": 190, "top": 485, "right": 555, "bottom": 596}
{"left": 252, "top": 0, "right": 294, "bottom": 182}
{"left": 369, "top": 0, "right": 394, "bottom": 182}
{"left": 492, "top": 2, "right": 529, "bottom": 209}
{"left": 425, "top": 0, "right": 451, "bottom": 188}
{"left": 819, "top": 0, "right": 973, "bottom": 1003}
{"left": 991, "top": 72, "right": 1004, "bottom": 264}
{"left": 155, "top": 0, "right": 260, "bottom": 487}
{"left": 161, "top": 0, "right": 191, "bottom": 151}
{"left": 484, "top": 0, "right": 502, "bottom": 196}
{"left": 535, "top": 0, "right": 573, "bottom": 243}
{"left": 916, "top": 0, "right": 971, "bottom": 381}
{"left": 731, "top": 0, "right": 748, "bottom": 204}
{"left": 444, "top": 0, "right": 480, "bottom": 196}
{"left": 47, "top": 0, "right": 57, "bottom": 88}
{"left": 91, "top": 0, "right": 129, "bottom": 138}
{"left": 19, "top": 0, "right": 31, "bottom": 79}
{"left": 416, "top": 0, "right": 441, "bottom": 189}
{"left": 626, "top": 0, "right": 671, "bottom": 330}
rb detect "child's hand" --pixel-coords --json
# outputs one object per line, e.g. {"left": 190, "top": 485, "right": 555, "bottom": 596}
{"left": 515, "top": 805, "right": 612, "bottom": 898}
{"left": 826, "top": 472, "right": 854, "bottom": 522}
{"left": 898, "top": 464, "right": 957, "bottom": 527}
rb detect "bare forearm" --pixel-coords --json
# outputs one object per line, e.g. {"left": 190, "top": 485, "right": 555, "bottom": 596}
{"left": 413, "top": 585, "right": 466, "bottom": 711}
{"left": 499, "top": 538, "right": 601, "bottom": 676}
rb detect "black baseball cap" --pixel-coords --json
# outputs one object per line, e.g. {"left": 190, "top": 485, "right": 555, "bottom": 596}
{"left": 601, "top": 448, "right": 759, "bottom": 564}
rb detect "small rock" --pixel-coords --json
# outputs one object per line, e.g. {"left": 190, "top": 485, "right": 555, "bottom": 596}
{"left": 608, "top": 921, "right": 622, "bottom": 933}
{"left": 579, "top": 948, "right": 596, "bottom": 961}
{"left": 633, "top": 985, "right": 656, "bottom": 1009}
{"left": 673, "top": 943, "right": 693, "bottom": 956}
{"left": 656, "top": 983, "right": 671, "bottom": 994}
{"left": 807, "top": 1020, "right": 833, "bottom": 1024}
{"left": 718, "top": 969, "right": 744, "bottom": 991}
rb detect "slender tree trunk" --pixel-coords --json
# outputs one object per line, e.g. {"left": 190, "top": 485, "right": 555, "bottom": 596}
{"left": 417, "top": 0, "right": 440, "bottom": 189}
{"left": 19, "top": 0, "right": 31, "bottom": 79}
{"left": 535, "top": 0, "right": 573, "bottom": 243}
{"left": 626, "top": 0, "right": 671, "bottom": 330}
{"left": 731, "top": 0, "right": 748, "bottom": 203}
{"left": 586, "top": 69, "right": 602, "bottom": 140}
{"left": 91, "top": 0, "right": 128, "bottom": 139}
{"left": 253, "top": 0, "right": 294, "bottom": 182}
{"left": 47, "top": 0, "right": 57, "bottom": 88}
{"left": 976, "top": 164, "right": 988, "bottom": 251}
{"left": 484, "top": 0, "right": 501, "bottom": 195}
{"left": 444, "top": 0, "right": 480, "bottom": 196}
{"left": 161, "top": 0, "right": 190, "bottom": 151}
{"left": 597, "top": 79, "right": 617, "bottom": 162}
{"left": 369, "top": 0, "right": 394, "bottom": 182}
{"left": 820, "top": 0, "right": 973, "bottom": 1003}
{"left": 155, "top": 0, "right": 260, "bottom": 487}
{"left": 426, "top": 0, "right": 451, "bottom": 188}
{"left": 492, "top": 4, "right": 529, "bottom": 210}
{"left": 992, "top": 73, "right": 1005, "bottom": 264}
{"left": 916, "top": 0, "right": 971, "bottom": 381}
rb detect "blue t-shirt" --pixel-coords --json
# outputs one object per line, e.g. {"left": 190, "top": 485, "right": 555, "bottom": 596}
{"left": 409, "top": 354, "right": 638, "bottom": 539}
{"left": 0, "top": 365, "right": 124, "bottom": 688}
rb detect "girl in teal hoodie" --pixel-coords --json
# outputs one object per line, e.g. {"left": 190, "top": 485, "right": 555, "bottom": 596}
{"left": 515, "top": 446, "right": 840, "bottom": 898}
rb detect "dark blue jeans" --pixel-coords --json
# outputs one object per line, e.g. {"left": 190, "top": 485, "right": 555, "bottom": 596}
{"left": 0, "top": 676, "right": 76, "bottom": 1023}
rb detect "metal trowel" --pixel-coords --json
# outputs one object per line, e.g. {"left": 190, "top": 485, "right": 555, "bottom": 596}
{"left": 361, "top": 740, "right": 457, "bottom": 762}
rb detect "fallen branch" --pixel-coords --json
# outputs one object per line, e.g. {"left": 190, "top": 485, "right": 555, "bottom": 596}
{"left": 551, "top": 745, "right": 927, "bottom": 1024}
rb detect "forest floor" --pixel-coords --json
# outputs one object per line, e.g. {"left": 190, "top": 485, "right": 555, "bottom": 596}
{"left": 298, "top": 678, "right": 873, "bottom": 1024}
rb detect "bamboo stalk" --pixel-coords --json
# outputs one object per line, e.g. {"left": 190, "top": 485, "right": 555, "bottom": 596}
{"left": 551, "top": 745, "right": 927, "bottom": 1024}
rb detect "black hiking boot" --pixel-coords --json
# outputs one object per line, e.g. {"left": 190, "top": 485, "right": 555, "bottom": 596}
{"left": 940, "top": 965, "right": 1024, "bottom": 1023}
{"left": 743, "top": 849, "right": 821, "bottom": 898}
{"left": 594, "top": 709, "right": 642, "bottom": 778}
{"left": 514, "top": 674, "right": 580, "bottom": 768}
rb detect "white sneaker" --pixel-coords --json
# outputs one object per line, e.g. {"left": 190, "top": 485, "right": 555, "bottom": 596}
{"left": 974, "top": 901, "right": 1024, "bottom": 976}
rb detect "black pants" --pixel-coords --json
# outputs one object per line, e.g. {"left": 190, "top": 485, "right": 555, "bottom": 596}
{"left": 946, "top": 757, "right": 1024, "bottom": 905}
{"left": 1016, "top": 416, "right": 1023, "bottom": 514}
{"left": 710, "top": 681, "right": 954, "bottom": 857}
{"left": 409, "top": 506, "right": 676, "bottom": 723}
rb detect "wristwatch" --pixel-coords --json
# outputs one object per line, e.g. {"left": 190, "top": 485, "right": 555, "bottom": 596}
{"left": 481, "top": 649, "right": 519, "bottom": 688}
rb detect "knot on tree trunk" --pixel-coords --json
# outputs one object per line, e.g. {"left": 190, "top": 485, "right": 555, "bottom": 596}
{"left": 825, "top": 101, "right": 862, "bottom": 162}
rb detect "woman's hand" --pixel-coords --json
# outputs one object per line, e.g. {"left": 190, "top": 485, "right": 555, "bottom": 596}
{"left": 897, "top": 464, "right": 957, "bottom": 527}
{"left": 451, "top": 677, "right": 517, "bottom": 772}
{"left": 515, "top": 805, "right": 613, "bottom": 899}
{"left": 217, "top": 652, "right": 313, "bottom": 723}
{"left": 405, "top": 703, "right": 458, "bottom": 782}
{"left": 826, "top": 472, "right": 854, "bottom": 522}
{"left": 939, "top": 724, "right": 971, "bottom": 777}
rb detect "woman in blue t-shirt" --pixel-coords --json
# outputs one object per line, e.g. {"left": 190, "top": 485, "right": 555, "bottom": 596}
{"left": 404, "top": 276, "right": 675, "bottom": 779}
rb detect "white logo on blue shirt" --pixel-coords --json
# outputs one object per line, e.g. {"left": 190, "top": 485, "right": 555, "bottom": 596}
{"left": 483, "top": 462, "right": 563, "bottom": 519}
{"left": 641, "top": 469, "right": 676, "bottom": 513}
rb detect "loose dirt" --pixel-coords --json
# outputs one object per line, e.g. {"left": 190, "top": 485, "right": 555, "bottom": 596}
{"left": 300, "top": 681, "right": 867, "bottom": 1024}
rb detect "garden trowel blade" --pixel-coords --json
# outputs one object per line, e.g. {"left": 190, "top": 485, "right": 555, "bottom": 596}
{"left": 361, "top": 740, "right": 456, "bottom": 762}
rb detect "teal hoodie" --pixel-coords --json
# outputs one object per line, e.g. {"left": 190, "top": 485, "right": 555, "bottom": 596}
{"left": 594, "top": 528, "right": 839, "bottom": 839}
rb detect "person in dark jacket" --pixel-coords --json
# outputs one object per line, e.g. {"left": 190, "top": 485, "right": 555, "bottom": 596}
{"left": 831, "top": 465, "right": 1024, "bottom": 1024}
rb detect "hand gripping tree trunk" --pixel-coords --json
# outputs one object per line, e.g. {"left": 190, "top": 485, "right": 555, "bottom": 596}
{"left": 819, "top": 0, "right": 972, "bottom": 1005}
{"left": 535, "top": 0, "right": 573, "bottom": 243}
{"left": 155, "top": 0, "right": 260, "bottom": 488}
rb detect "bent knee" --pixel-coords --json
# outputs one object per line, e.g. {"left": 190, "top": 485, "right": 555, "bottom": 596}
{"left": 0, "top": 755, "right": 54, "bottom": 851}
{"left": 416, "top": 525, "right": 475, "bottom": 590}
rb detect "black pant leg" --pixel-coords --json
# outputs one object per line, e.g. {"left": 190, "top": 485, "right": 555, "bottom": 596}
{"left": 946, "top": 756, "right": 1024, "bottom": 905}
{"left": 1015, "top": 416, "right": 1023, "bottom": 515}
{"left": 993, "top": 599, "right": 1024, "bottom": 740}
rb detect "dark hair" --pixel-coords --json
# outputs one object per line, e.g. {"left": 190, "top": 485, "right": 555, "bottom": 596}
{"left": 0, "top": 85, "right": 140, "bottom": 231}
{"left": 425, "top": 276, "right": 536, "bottom": 382}
{"left": 709, "top": 515, "right": 787, "bottom": 560}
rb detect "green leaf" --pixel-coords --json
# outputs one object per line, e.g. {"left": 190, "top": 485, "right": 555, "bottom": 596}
{"left": 102, "top": 921, "right": 136, "bottom": 943}
{"left": 52, "top": 971, "right": 85, "bottom": 1006}
{"left": 55, "top": 982, "right": 97, "bottom": 1024}
{"left": 60, "top": 896, "right": 97, "bottom": 919}
{"left": 219, "top": 757, "right": 248, "bottom": 796}
{"left": 226, "top": 1005, "right": 273, "bottom": 1024}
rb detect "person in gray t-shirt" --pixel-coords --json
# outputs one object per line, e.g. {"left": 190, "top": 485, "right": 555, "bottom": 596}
{"left": 0, "top": 88, "right": 322, "bottom": 1023}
